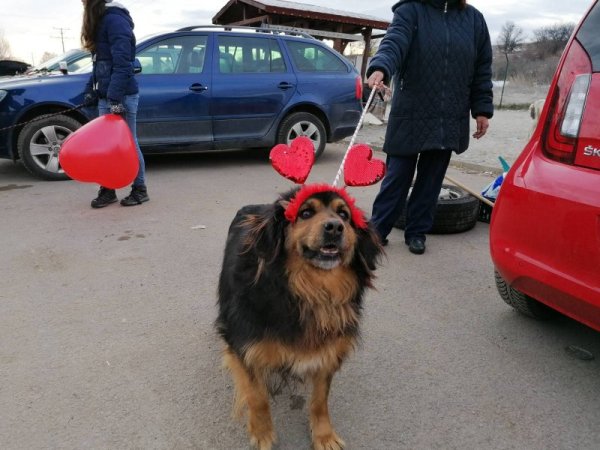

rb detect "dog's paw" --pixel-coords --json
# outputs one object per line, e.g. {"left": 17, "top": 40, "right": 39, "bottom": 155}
{"left": 312, "top": 430, "right": 345, "bottom": 450}
{"left": 249, "top": 422, "right": 275, "bottom": 450}
{"left": 250, "top": 432, "right": 275, "bottom": 450}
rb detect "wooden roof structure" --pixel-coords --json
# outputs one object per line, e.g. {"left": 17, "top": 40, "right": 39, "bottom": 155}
{"left": 212, "top": 0, "right": 390, "bottom": 79}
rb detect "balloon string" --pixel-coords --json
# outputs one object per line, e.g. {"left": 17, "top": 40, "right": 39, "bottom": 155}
{"left": 332, "top": 87, "right": 378, "bottom": 187}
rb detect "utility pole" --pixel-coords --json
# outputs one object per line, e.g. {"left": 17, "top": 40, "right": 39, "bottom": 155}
{"left": 53, "top": 27, "right": 70, "bottom": 53}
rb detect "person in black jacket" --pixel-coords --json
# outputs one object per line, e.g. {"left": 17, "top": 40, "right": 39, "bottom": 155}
{"left": 81, "top": 0, "right": 149, "bottom": 208}
{"left": 367, "top": 0, "right": 493, "bottom": 254}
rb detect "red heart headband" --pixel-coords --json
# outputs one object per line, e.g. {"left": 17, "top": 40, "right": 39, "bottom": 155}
{"left": 270, "top": 89, "right": 385, "bottom": 229}
{"left": 284, "top": 183, "right": 368, "bottom": 229}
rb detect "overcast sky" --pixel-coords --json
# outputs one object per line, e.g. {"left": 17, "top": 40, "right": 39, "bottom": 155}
{"left": 1, "top": 0, "right": 593, "bottom": 65}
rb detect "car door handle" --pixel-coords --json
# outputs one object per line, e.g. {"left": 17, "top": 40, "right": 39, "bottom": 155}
{"left": 278, "top": 82, "right": 295, "bottom": 90}
{"left": 189, "top": 83, "right": 208, "bottom": 92}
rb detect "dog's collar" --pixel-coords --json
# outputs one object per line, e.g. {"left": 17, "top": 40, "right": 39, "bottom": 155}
{"left": 284, "top": 184, "right": 368, "bottom": 229}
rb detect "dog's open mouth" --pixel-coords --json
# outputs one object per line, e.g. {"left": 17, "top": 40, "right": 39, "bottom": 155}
{"left": 319, "top": 244, "right": 340, "bottom": 256}
{"left": 303, "top": 244, "right": 342, "bottom": 269}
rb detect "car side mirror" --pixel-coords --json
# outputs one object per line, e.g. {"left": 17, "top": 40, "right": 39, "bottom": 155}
{"left": 59, "top": 61, "right": 68, "bottom": 75}
{"left": 133, "top": 58, "right": 142, "bottom": 74}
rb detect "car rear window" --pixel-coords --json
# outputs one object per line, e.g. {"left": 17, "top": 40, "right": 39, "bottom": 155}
{"left": 285, "top": 41, "right": 347, "bottom": 72}
{"left": 218, "top": 36, "right": 286, "bottom": 74}
{"left": 576, "top": 2, "right": 600, "bottom": 72}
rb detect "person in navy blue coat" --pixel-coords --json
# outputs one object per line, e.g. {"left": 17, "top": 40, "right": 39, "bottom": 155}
{"left": 367, "top": 0, "right": 493, "bottom": 254}
{"left": 81, "top": 0, "right": 149, "bottom": 208}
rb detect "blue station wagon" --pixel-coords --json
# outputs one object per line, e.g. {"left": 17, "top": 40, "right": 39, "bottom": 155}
{"left": 0, "top": 26, "right": 363, "bottom": 180}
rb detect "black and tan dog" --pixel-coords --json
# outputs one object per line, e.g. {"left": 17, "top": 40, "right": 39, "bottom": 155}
{"left": 216, "top": 184, "right": 383, "bottom": 450}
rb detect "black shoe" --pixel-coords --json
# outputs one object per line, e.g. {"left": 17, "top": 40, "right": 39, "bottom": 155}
{"left": 120, "top": 185, "right": 149, "bottom": 206}
{"left": 407, "top": 237, "right": 426, "bottom": 255}
{"left": 91, "top": 187, "right": 117, "bottom": 208}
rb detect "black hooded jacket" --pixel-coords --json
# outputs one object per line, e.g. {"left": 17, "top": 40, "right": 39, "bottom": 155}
{"left": 367, "top": 0, "right": 493, "bottom": 155}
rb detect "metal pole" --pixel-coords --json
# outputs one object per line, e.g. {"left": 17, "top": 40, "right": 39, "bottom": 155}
{"left": 499, "top": 52, "right": 509, "bottom": 110}
{"left": 444, "top": 175, "right": 495, "bottom": 208}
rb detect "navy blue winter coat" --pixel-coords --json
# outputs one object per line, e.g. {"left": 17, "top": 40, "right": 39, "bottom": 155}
{"left": 85, "top": 4, "right": 138, "bottom": 102}
{"left": 367, "top": 0, "right": 493, "bottom": 156}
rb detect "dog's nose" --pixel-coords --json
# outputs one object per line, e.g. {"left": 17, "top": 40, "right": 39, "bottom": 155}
{"left": 323, "top": 219, "right": 344, "bottom": 237}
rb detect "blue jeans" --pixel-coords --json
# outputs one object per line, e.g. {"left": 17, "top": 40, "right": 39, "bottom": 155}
{"left": 371, "top": 150, "right": 452, "bottom": 243}
{"left": 98, "top": 94, "right": 146, "bottom": 188}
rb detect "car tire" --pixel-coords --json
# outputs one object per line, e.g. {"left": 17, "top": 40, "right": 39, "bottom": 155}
{"left": 394, "top": 184, "right": 480, "bottom": 234}
{"left": 278, "top": 112, "right": 327, "bottom": 158}
{"left": 494, "top": 271, "right": 556, "bottom": 320}
{"left": 17, "top": 114, "right": 82, "bottom": 181}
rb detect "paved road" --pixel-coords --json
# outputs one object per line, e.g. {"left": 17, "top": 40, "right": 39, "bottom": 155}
{"left": 1, "top": 144, "right": 599, "bottom": 449}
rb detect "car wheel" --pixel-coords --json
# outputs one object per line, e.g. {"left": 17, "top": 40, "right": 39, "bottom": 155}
{"left": 278, "top": 112, "right": 327, "bottom": 158}
{"left": 495, "top": 271, "right": 556, "bottom": 319}
{"left": 17, "top": 114, "right": 82, "bottom": 180}
{"left": 394, "top": 184, "right": 480, "bottom": 234}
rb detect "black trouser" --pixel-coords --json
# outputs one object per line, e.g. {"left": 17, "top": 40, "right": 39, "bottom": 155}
{"left": 370, "top": 149, "right": 452, "bottom": 243}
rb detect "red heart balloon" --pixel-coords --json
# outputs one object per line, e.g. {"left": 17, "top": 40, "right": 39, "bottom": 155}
{"left": 59, "top": 114, "right": 138, "bottom": 189}
{"left": 343, "top": 144, "right": 386, "bottom": 187}
{"left": 270, "top": 136, "right": 315, "bottom": 184}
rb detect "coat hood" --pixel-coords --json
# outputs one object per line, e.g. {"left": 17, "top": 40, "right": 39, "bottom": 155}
{"left": 105, "top": 2, "right": 134, "bottom": 29}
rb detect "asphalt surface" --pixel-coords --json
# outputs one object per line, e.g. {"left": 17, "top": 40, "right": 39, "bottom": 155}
{"left": 1, "top": 143, "right": 600, "bottom": 450}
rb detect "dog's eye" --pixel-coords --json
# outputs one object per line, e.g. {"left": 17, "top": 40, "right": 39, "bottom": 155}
{"left": 338, "top": 210, "right": 350, "bottom": 221}
{"left": 299, "top": 209, "right": 314, "bottom": 220}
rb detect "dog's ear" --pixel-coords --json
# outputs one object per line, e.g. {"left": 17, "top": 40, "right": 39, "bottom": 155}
{"left": 355, "top": 223, "right": 384, "bottom": 272}
{"left": 242, "top": 200, "right": 288, "bottom": 263}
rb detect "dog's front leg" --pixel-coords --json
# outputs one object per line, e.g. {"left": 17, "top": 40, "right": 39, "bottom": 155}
{"left": 224, "top": 349, "right": 275, "bottom": 450}
{"left": 310, "top": 370, "right": 345, "bottom": 450}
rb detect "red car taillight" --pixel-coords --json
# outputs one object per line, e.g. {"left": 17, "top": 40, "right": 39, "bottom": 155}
{"left": 542, "top": 40, "right": 592, "bottom": 164}
{"left": 355, "top": 76, "right": 363, "bottom": 101}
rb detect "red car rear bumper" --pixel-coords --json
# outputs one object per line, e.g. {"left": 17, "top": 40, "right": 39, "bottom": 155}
{"left": 490, "top": 141, "right": 600, "bottom": 330}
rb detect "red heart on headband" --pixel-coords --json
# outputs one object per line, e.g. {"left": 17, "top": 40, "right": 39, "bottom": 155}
{"left": 343, "top": 144, "right": 386, "bottom": 186}
{"left": 270, "top": 136, "right": 315, "bottom": 184}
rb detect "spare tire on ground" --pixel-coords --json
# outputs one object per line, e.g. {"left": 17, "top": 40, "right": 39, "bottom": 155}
{"left": 394, "top": 183, "right": 480, "bottom": 234}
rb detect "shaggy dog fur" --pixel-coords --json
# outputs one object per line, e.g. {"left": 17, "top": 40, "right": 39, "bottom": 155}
{"left": 216, "top": 187, "right": 382, "bottom": 450}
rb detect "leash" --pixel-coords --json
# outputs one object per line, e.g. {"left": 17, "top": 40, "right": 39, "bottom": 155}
{"left": 332, "top": 87, "right": 378, "bottom": 187}
{"left": 0, "top": 103, "right": 87, "bottom": 133}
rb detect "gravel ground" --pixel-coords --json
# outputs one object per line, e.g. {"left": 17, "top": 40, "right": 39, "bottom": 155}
{"left": 351, "top": 83, "right": 550, "bottom": 173}
{"left": 351, "top": 108, "right": 534, "bottom": 174}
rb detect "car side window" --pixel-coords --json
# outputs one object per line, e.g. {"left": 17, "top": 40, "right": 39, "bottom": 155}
{"left": 67, "top": 55, "right": 92, "bottom": 72}
{"left": 285, "top": 41, "right": 347, "bottom": 72}
{"left": 218, "top": 36, "right": 286, "bottom": 74}
{"left": 136, "top": 36, "right": 208, "bottom": 75}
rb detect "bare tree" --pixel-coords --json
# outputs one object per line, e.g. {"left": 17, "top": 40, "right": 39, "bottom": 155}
{"left": 497, "top": 21, "right": 525, "bottom": 108}
{"left": 533, "top": 23, "right": 576, "bottom": 58}
{"left": 39, "top": 51, "right": 58, "bottom": 64}
{"left": 0, "top": 31, "right": 12, "bottom": 59}
{"left": 497, "top": 21, "right": 525, "bottom": 55}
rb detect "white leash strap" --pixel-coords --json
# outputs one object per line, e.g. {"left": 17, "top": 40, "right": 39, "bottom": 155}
{"left": 332, "top": 87, "right": 378, "bottom": 187}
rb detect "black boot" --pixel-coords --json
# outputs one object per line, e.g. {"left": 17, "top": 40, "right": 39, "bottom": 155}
{"left": 91, "top": 187, "right": 117, "bottom": 208}
{"left": 120, "top": 185, "right": 149, "bottom": 206}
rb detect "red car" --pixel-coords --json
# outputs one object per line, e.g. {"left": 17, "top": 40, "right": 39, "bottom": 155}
{"left": 490, "top": 0, "right": 600, "bottom": 331}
